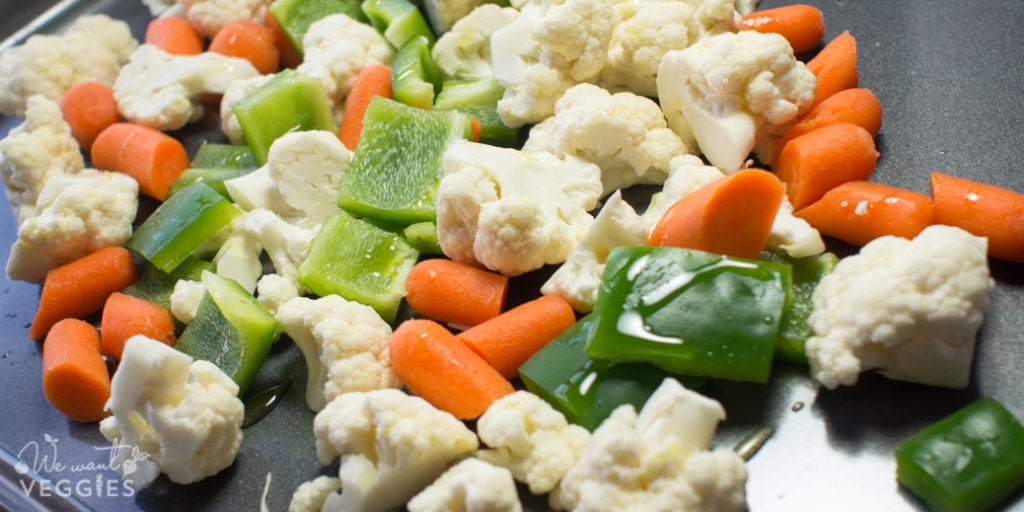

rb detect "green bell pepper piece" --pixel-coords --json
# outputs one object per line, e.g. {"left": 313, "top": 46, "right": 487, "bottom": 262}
{"left": 361, "top": 0, "right": 435, "bottom": 50}
{"left": 896, "top": 398, "right": 1024, "bottom": 512}
{"left": 402, "top": 221, "right": 443, "bottom": 255}
{"left": 435, "top": 77, "right": 521, "bottom": 147}
{"left": 391, "top": 35, "right": 443, "bottom": 109}
{"left": 190, "top": 143, "right": 258, "bottom": 170}
{"left": 587, "top": 246, "right": 791, "bottom": 383}
{"left": 270, "top": 0, "right": 368, "bottom": 57}
{"left": 760, "top": 250, "right": 838, "bottom": 364}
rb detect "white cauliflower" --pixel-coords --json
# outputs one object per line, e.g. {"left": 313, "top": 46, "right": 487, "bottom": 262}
{"left": 275, "top": 295, "right": 400, "bottom": 412}
{"left": 288, "top": 476, "right": 341, "bottom": 512}
{"left": 0, "top": 14, "right": 137, "bottom": 118}
{"left": 437, "top": 139, "right": 603, "bottom": 276}
{"left": 0, "top": 95, "right": 84, "bottom": 224}
{"left": 806, "top": 225, "right": 994, "bottom": 390}
{"left": 178, "top": 0, "right": 268, "bottom": 37}
{"left": 766, "top": 195, "right": 825, "bottom": 258}
{"left": 639, "top": 154, "right": 726, "bottom": 232}
{"left": 220, "top": 74, "right": 273, "bottom": 145}
{"left": 170, "top": 279, "right": 207, "bottom": 324}
{"left": 408, "top": 458, "right": 523, "bottom": 512}
{"left": 266, "top": 131, "right": 352, "bottom": 225}
{"left": 542, "top": 190, "right": 646, "bottom": 312}
{"left": 432, "top": 5, "right": 520, "bottom": 80}
{"left": 523, "top": 83, "right": 689, "bottom": 194}
{"left": 224, "top": 166, "right": 304, "bottom": 219}
{"left": 256, "top": 273, "right": 301, "bottom": 317}
{"left": 113, "top": 44, "right": 261, "bottom": 131}
{"left": 212, "top": 209, "right": 318, "bottom": 293}
{"left": 657, "top": 31, "right": 816, "bottom": 172}
{"left": 6, "top": 169, "right": 137, "bottom": 283}
{"left": 313, "top": 389, "right": 480, "bottom": 512}
{"left": 99, "top": 335, "right": 244, "bottom": 488}
{"left": 734, "top": 0, "right": 758, "bottom": 15}
{"left": 476, "top": 391, "right": 591, "bottom": 495}
{"left": 552, "top": 378, "right": 747, "bottom": 512}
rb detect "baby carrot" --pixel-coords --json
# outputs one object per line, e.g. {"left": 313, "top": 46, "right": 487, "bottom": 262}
{"left": 930, "top": 172, "right": 1024, "bottom": 263}
{"left": 60, "top": 81, "right": 121, "bottom": 151}
{"left": 648, "top": 168, "right": 785, "bottom": 260}
{"left": 144, "top": 17, "right": 204, "bottom": 56}
{"left": 405, "top": 258, "right": 509, "bottom": 327}
{"left": 30, "top": 246, "right": 139, "bottom": 340}
{"left": 265, "top": 10, "right": 302, "bottom": 69}
{"left": 390, "top": 319, "right": 514, "bottom": 419}
{"left": 456, "top": 295, "right": 576, "bottom": 379}
{"left": 795, "top": 180, "right": 935, "bottom": 246}
{"left": 209, "top": 20, "right": 280, "bottom": 75}
{"left": 100, "top": 292, "right": 177, "bottom": 361}
{"left": 775, "top": 122, "right": 879, "bottom": 210}
{"left": 338, "top": 64, "right": 393, "bottom": 150}
{"left": 739, "top": 4, "right": 826, "bottom": 55}
{"left": 806, "top": 30, "right": 859, "bottom": 106}
{"left": 42, "top": 319, "right": 111, "bottom": 423}
{"left": 772, "top": 88, "right": 882, "bottom": 167}
{"left": 91, "top": 122, "right": 190, "bottom": 201}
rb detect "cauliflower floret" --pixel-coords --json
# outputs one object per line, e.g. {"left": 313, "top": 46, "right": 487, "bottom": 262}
{"left": 734, "top": 0, "right": 758, "bottom": 15}
{"left": 806, "top": 225, "right": 994, "bottom": 390}
{"left": 289, "top": 475, "right": 342, "bottom": 512}
{"left": 767, "top": 195, "right": 825, "bottom": 258}
{"left": 212, "top": 209, "right": 319, "bottom": 293}
{"left": 437, "top": 140, "right": 603, "bottom": 276}
{"left": 6, "top": 169, "right": 137, "bottom": 283}
{"left": 523, "top": 83, "right": 689, "bottom": 194}
{"left": 432, "top": 5, "right": 520, "bottom": 80}
{"left": 266, "top": 131, "right": 352, "bottom": 225}
{"left": 313, "top": 389, "right": 480, "bottom": 512}
{"left": 114, "top": 45, "right": 261, "bottom": 131}
{"left": 170, "top": 279, "right": 207, "bottom": 324}
{"left": 224, "top": 166, "right": 304, "bottom": 219}
{"left": 639, "top": 154, "right": 726, "bottom": 232}
{"left": 476, "top": 391, "right": 591, "bottom": 495}
{"left": 0, "top": 96, "right": 84, "bottom": 224}
{"left": 542, "top": 191, "right": 646, "bottom": 312}
{"left": 0, "top": 15, "right": 137, "bottom": 118}
{"left": 275, "top": 295, "right": 400, "bottom": 412}
{"left": 657, "top": 31, "right": 815, "bottom": 172}
{"left": 99, "top": 335, "right": 244, "bottom": 488}
{"left": 178, "top": 0, "right": 268, "bottom": 37}
{"left": 552, "top": 378, "right": 746, "bottom": 512}
{"left": 408, "top": 458, "right": 522, "bottom": 512}
{"left": 298, "top": 14, "right": 394, "bottom": 119}
{"left": 256, "top": 273, "right": 301, "bottom": 316}
{"left": 220, "top": 74, "right": 273, "bottom": 144}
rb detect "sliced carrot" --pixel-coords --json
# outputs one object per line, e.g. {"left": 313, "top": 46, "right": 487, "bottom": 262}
{"left": 30, "top": 246, "right": 139, "bottom": 340}
{"left": 648, "top": 168, "right": 785, "bottom": 259}
{"left": 91, "top": 122, "right": 190, "bottom": 201}
{"left": 338, "top": 64, "right": 393, "bottom": 150}
{"left": 145, "top": 17, "right": 204, "bottom": 56}
{"left": 806, "top": 30, "right": 858, "bottom": 106}
{"left": 100, "top": 292, "right": 177, "bottom": 361}
{"left": 209, "top": 20, "right": 280, "bottom": 75}
{"left": 775, "top": 122, "right": 879, "bottom": 210}
{"left": 795, "top": 181, "right": 935, "bottom": 246}
{"left": 42, "top": 319, "right": 111, "bottom": 422}
{"left": 390, "top": 319, "right": 514, "bottom": 419}
{"left": 265, "top": 10, "right": 302, "bottom": 69}
{"left": 930, "top": 172, "right": 1024, "bottom": 263}
{"left": 739, "top": 4, "right": 826, "bottom": 55}
{"left": 60, "top": 81, "right": 121, "bottom": 151}
{"left": 469, "top": 118, "right": 481, "bottom": 142}
{"left": 772, "top": 88, "right": 882, "bottom": 167}
{"left": 456, "top": 295, "right": 576, "bottom": 379}
{"left": 405, "top": 258, "right": 509, "bottom": 327}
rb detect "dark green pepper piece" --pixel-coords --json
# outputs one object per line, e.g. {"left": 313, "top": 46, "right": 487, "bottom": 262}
{"left": 760, "top": 250, "right": 838, "bottom": 364}
{"left": 269, "top": 0, "right": 368, "bottom": 57}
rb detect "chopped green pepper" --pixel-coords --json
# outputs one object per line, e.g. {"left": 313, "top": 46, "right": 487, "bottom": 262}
{"left": 270, "top": 0, "right": 368, "bottom": 56}
{"left": 435, "top": 77, "right": 521, "bottom": 147}
{"left": 391, "top": 35, "right": 443, "bottom": 109}
{"left": 167, "top": 144, "right": 259, "bottom": 199}
{"left": 402, "top": 221, "right": 443, "bottom": 255}
{"left": 361, "top": 0, "right": 435, "bottom": 49}
{"left": 760, "top": 250, "right": 838, "bottom": 364}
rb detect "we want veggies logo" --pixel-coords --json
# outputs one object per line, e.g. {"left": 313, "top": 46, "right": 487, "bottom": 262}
{"left": 13, "top": 433, "right": 146, "bottom": 499}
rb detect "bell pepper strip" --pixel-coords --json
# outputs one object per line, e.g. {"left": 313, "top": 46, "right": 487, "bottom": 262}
{"left": 269, "top": 0, "right": 368, "bottom": 57}
{"left": 391, "top": 35, "right": 443, "bottom": 110}
{"left": 434, "top": 77, "right": 521, "bottom": 147}
{"left": 760, "top": 250, "right": 838, "bottom": 364}
{"left": 361, "top": 0, "right": 436, "bottom": 50}
{"left": 402, "top": 222, "right": 443, "bottom": 255}
{"left": 167, "top": 143, "right": 259, "bottom": 199}
{"left": 586, "top": 246, "right": 791, "bottom": 383}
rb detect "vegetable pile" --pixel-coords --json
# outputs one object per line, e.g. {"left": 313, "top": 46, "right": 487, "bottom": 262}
{"left": 1, "top": 0, "right": 1023, "bottom": 510}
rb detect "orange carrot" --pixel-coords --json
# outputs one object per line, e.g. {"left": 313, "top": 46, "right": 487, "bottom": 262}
{"left": 338, "top": 64, "right": 393, "bottom": 150}
{"left": 144, "top": 17, "right": 204, "bottom": 56}
{"left": 91, "top": 122, "right": 190, "bottom": 201}
{"left": 60, "top": 81, "right": 121, "bottom": 151}
{"left": 456, "top": 295, "right": 576, "bottom": 379}
{"left": 390, "top": 319, "right": 514, "bottom": 419}
{"left": 795, "top": 181, "right": 935, "bottom": 246}
{"left": 30, "top": 246, "right": 139, "bottom": 340}
{"left": 772, "top": 87, "right": 882, "bottom": 167}
{"left": 648, "top": 168, "right": 785, "bottom": 259}
{"left": 100, "top": 292, "right": 177, "bottom": 361}
{"left": 209, "top": 20, "right": 280, "bottom": 75}
{"left": 930, "top": 172, "right": 1024, "bottom": 263}
{"left": 739, "top": 4, "right": 826, "bottom": 55}
{"left": 42, "top": 319, "right": 111, "bottom": 422}
{"left": 265, "top": 10, "right": 302, "bottom": 69}
{"left": 775, "top": 122, "right": 879, "bottom": 210}
{"left": 405, "top": 258, "right": 509, "bottom": 327}
{"left": 470, "top": 118, "right": 481, "bottom": 142}
{"left": 806, "top": 30, "right": 858, "bottom": 105}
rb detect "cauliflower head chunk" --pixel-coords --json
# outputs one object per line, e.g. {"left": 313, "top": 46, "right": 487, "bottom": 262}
{"left": 552, "top": 378, "right": 747, "bottom": 512}
{"left": 523, "top": 83, "right": 689, "bottom": 194}
{"left": 275, "top": 295, "right": 401, "bottom": 412}
{"left": 100, "top": 335, "right": 244, "bottom": 488}
{"left": 0, "top": 15, "right": 137, "bottom": 118}
{"left": 432, "top": 5, "right": 520, "bottom": 80}
{"left": 437, "top": 139, "right": 603, "bottom": 276}
{"left": 212, "top": 209, "right": 319, "bottom": 293}
{"left": 806, "top": 225, "right": 994, "bottom": 390}
{"left": 657, "top": 31, "right": 815, "bottom": 172}
{"left": 178, "top": 0, "right": 268, "bottom": 37}
{"left": 113, "top": 45, "right": 261, "bottom": 131}
{"left": 408, "top": 458, "right": 523, "bottom": 512}
{"left": 313, "top": 389, "right": 480, "bottom": 512}
{"left": 266, "top": 130, "right": 352, "bottom": 225}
